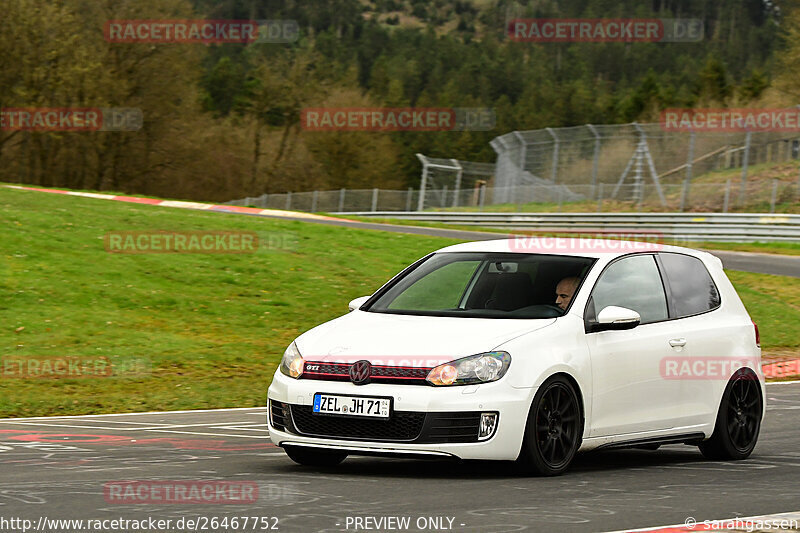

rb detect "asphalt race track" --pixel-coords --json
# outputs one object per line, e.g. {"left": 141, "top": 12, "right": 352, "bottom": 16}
{"left": 231, "top": 211, "right": 800, "bottom": 279}
{"left": 1, "top": 382, "right": 798, "bottom": 533}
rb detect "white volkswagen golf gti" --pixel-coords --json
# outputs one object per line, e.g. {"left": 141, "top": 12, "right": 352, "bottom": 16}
{"left": 267, "top": 238, "right": 765, "bottom": 475}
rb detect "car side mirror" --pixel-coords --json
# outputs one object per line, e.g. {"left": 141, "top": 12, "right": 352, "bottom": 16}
{"left": 348, "top": 296, "right": 370, "bottom": 312}
{"left": 591, "top": 306, "right": 641, "bottom": 332}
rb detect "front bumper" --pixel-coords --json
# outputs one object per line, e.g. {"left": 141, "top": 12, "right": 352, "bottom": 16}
{"left": 267, "top": 370, "right": 534, "bottom": 461}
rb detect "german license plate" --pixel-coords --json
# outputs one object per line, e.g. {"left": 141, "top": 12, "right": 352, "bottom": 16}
{"left": 313, "top": 394, "right": 390, "bottom": 418}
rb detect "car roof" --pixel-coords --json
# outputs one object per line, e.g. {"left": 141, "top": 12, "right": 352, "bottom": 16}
{"left": 434, "top": 237, "right": 717, "bottom": 262}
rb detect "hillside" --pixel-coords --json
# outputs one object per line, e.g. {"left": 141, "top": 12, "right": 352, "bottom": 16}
{"left": 0, "top": 0, "right": 789, "bottom": 202}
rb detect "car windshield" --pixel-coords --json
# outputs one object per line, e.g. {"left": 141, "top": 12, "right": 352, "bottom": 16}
{"left": 365, "top": 252, "right": 595, "bottom": 319}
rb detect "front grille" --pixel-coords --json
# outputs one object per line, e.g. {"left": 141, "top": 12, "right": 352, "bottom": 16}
{"left": 301, "top": 361, "right": 431, "bottom": 385}
{"left": 286, "top": 405, "right": 485, "bottom": 443}
{"left": 290, "top": 405, "right": 425, "bottom": 441}
{"left": 270, "top": 400, "right": 288, "bottom": 431}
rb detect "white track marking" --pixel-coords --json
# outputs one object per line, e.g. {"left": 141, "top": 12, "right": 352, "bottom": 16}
{"left": 0, "top": 406, "right": 265, "bottom": 422}
{"left": 603, "top": 510, "right": 800, "bottom": 532}
{"left": 214, "top": 426, "right": 271, "bottom": 432}
{"left": 145, "top": 430, "right": 272, "bottom": 439}
{"left": 0, "top": 421, "right": 258, "bottom": 431}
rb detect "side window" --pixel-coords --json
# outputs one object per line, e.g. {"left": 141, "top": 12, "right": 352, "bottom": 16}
{"left": 588, "top": 255, "right": 668, "bottom": 325}
{"left": 659, "top": 253, "right": 721, "bottom": 317}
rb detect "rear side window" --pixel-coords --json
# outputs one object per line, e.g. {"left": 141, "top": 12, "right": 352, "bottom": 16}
{"left": 659, "top": 253, "right": 721, "bottom": 318}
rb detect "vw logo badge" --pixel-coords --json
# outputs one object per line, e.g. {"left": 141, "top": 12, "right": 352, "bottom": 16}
{"left": 349, "top": 360, "right": 372, "bottom": 385}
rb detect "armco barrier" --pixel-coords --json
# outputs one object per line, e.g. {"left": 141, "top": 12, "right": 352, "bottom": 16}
{"left": 341, "top": 212, "right": 800, "bottom": 243}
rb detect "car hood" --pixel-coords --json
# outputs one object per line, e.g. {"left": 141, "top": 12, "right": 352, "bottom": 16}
{"left": 295, "top": 310, "right": 556, "bottom": 367}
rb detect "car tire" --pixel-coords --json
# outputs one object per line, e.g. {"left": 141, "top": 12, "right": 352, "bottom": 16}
{"left": 699, "top": 368, "right": 762, "bottom": 461}
{"left": 517, "top": 375, "right": 583, "bottom": 476}
{"left": 284, "top": 446, "right": 348, "bottom": 467}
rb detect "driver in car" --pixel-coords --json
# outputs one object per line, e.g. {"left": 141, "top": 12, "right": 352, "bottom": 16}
{"left": 555, "top": 277, "right": 579, "bottom": 310}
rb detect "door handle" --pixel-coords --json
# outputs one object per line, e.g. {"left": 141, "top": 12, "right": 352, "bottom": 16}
{"left": 669, "top": 338, "right": 687, "bottom": 347}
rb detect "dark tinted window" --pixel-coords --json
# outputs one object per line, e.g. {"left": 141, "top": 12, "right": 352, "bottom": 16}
{"left": 660, "top": 253, "right": 720, "bottom": 317}
{"left": 588, "top": 255, "right": 668, "bottom": 324}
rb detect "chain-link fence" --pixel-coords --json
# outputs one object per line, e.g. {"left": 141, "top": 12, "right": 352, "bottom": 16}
{"left": 228, "top": 179, "right": 799, "bottom": 214}
{"left": 491, "top": 122, "right": 800, "bottom": 209}
{"left": 227, "top": 120, "right": 800, "bottom": 213}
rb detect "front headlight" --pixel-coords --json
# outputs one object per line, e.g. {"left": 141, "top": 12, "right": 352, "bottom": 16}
{"left": 280, "top": 342, "right": 304, "bottom": 378}
{"left": 426, "top": 351, "right": 511, "bottom": 386}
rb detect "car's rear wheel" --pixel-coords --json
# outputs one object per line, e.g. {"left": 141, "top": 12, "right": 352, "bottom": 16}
{"left": 284, "top": 446, "right": 348, "bottom": 467}
{"left": 699, "top": 368, "right": 762, "bottom": 460}
{"left": 517, "top": 376, "right": 582, "bottom": 476}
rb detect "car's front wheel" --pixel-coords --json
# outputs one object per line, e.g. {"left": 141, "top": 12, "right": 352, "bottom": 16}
{"left": 517, "top": 376, "right": 582, "bottom": 476}
{"left": 699, "top": 368, "right": 762, "bottom": 460}
{"left": 284, "top": 446, "right": 348, "bottom": 467}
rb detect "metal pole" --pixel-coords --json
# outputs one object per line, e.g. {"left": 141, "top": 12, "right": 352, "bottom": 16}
{"left": 371, "top": 188, "right": 379, "bottom": 212}
{"left": 285, "top": 192, "right": 292, "bottom": 210}
{"left": 405, "top": 187, "right": 413, "bottom": 211}
{"left": 596, "top": 183, "right": 604, "bottom": 212}
{"left": 479, "top": 183, "right": 486, "bottom": 211}
{"left": 441, "top": 185, "right": 448, "bottom": 207}
{"left": 633, "top": 141, "right": 644, "bottom": 204}
{"left": 738, "top": 131, "right": 752, "bottom": 206}
{"left": 508, "top": 133, "right": 531, "bottom": 204}
{"left": 680, "top": 180, "right": 689, "bottom": 213}
{"left": 770, "top": 178, "right": 779, "bottom": 214}
{"left": 587, "top": 124, "right": 601, "bottom": 198}
{"left": 338, "top": 188, "right": 345, "bottom": 212}
{"left": 797, "top": 165, "right": 800, "bottom": 200}
{"left": 514, "top": 131, "right": 526, "bottom": 194}
{"left": 311, "top": 190, "right": 318, "bottom": 212}
{"left": 546, "top": 127, "right": 559, "bottom": 183}
{"left": 450, "top": 159, "right": 462, "bottom": 208}
{"left": 416, "top": 153, "right": 428, "bottom": 211}
{"left": 723, "top": 180, "right": 731, "bottom": 213}
{"left": 680, "top": 131, "right": 695, "bottom": 212}
{"left": 417, "top": 165, "right": 428, "bottom": 211}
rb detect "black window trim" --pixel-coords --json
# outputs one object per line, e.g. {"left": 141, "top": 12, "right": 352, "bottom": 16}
{"left": 361, "top": 252, "right": 434, "bottom": 312}
{"left": 656, "top": 251, "right": 722, "bottom": 321}
{"left": 361, "top": 251, "right": 598, "bottom": 319}
{"left": 583, "top": 252, "right": 670, "bottom": 333}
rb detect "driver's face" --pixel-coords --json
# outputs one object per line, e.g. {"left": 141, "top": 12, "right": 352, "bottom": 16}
{"left": 555, "top": 279, "right": 577, "bottom": 310}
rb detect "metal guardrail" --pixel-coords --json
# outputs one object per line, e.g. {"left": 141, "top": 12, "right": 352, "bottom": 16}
{"left": 341, "top": 212, "right": 800, "bottom": 242}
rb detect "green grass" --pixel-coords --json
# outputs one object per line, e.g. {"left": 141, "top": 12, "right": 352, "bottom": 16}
{"left": 726, "top": 271, "right": 800, "bottom": 351}
{"left": 1, "top": 186, "right": 798, "bottom": 417}
{"left": 0, "top": 186, "right": 459, "bottom": 417}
